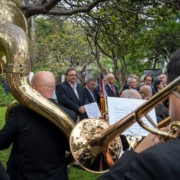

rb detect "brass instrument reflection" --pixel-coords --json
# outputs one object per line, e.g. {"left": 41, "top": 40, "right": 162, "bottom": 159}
{"left": 70, "top": 118, "right": 122, "bottom": 173}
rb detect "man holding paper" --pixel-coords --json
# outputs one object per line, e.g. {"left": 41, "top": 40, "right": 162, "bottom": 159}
{"left": 56, "top": 67, "right": 89, "bottom": 121}
{"left": 84, "top": 77, "right": 97, "bottom": 103}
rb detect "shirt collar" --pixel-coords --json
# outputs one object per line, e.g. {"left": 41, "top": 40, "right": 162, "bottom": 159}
{"left": 108, "top": 83, "right": 113, "bottom": 87}
{"left": 67, "top": 81, "right": 77, "bottom": 88}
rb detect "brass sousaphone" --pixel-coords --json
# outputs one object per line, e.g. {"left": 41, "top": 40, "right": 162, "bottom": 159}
{"left": 0, "top": 0, "right": 75, "bottom": 163}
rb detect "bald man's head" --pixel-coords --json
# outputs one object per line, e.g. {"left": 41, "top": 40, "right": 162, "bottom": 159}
{"left": 31, "top": 71, "right": 55, "bottom": 98}
{"left": 121, "top": 89, "right": 142, "bottom": 99}
{"left": 139, "top": 85, "right": 152, "bottom": 99}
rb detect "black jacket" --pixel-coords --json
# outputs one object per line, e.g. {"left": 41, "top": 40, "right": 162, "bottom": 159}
{"left": 56, "top": 81, "right": 89, "bottom": 120}
{"left": 84, "top": 87, "right": 97, "bottom": 103}
{"left": 0, "top": 103, "right": 69, "bottom": 180}
{"left": 105, "top": 84, "right": 119, "bottom": 97}
{"left": 49, "top": 99, "right": 77, "bottom": 123}
{"left": 0, "top": 161, "right": 9, "bottom": 180}
{"left": 100, "top": 137, "right": 180, "bottom": 180}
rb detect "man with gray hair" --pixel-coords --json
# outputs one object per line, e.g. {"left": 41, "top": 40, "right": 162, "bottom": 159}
{"left": 84, "top": 77, "right": 97, "bottom": 103}
{"left": 127, "top": 78, "right": 138, "bottom": 90}
{"left": 139, "top": 85, "right": 152, "bottom": 100}
{"left": 159, "top": 73, "right": 167, "bottom": 87}
{"left": 123, "top": 74, "right": 138, "bottom": 90}
{"left": 121, "top": 89, "right": 142, "bottom": 99}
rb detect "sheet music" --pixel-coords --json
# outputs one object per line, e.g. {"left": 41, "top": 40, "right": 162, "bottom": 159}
{"left": 84, "top": 102, "right": 102, "bottom": 118}
{"left": 107, "top": 97, "right": 157, "bottom": 136}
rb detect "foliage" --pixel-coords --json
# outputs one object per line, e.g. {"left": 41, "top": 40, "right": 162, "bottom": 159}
{"left": 136, "top": 20, "right": 180, "bottom": 69}
{"left": 69, "top": 166, "right": 102, "bottom": 180}
{"left": 16, "top": 0, "right": 180, "bottom": 19}
{"left": 11, "top": 0, "right": 180, "bottom": 88}
{"left": 0, "top": 86, "right": 14, "bottom": 107}
{"left": 76, "top": 1, "right": 150, "bottom": 89}
{"left": 33, "top": 67, "right": 51, "bottom": 73}
{"left": 33, "top": 18, "right": 96, "bottom": 83}
{"left": 0, "top": 107, "right": 10, "bottom": 167}
{"left": 73, "top": 1, "right": 180, "bottom": 89}
{"left": 0, "top": 76, "right": 14, "bottom": 107}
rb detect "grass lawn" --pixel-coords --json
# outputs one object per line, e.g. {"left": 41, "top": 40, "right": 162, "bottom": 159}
{"left": 0, "top": 107, "right": 102, "bottom": 180}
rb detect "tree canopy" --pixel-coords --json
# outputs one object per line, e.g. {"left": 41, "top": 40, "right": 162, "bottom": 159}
{"left": 12, "top": 0, "right": 180, "bottom": 87}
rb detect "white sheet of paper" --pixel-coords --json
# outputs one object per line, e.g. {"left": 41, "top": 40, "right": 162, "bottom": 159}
{"left": 84, "top": 102, "right": 102, "bottom": 118}
{"left": 107, "top": 97, "right": 157, "bottom": 136}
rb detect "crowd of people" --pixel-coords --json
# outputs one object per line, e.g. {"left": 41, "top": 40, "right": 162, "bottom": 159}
{"left": 0, "top": 49, "right": 180, "bottom": 180}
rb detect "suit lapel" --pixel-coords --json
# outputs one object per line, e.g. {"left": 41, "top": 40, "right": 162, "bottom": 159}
{"left": 76, "top": 84, "right": 82, "bottom": 103}
{"left": 65, "top": 81, "right": 80, "bottom": 102}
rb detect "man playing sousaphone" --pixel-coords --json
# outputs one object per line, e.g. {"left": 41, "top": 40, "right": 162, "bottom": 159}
{"left": 0, "top": 72, "right": 73, "bottom": 180}
{"left": 100, "top": 49, "right": 180, "bottom": 180}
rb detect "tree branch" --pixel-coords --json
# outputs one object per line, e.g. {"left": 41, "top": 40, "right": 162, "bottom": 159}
{"left": 21, "top": 0, "right": 107, "bottom": 18}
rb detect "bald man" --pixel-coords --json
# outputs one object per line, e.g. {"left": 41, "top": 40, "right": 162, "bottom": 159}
{"left": 31, "top": 71, "right": 76, "bottom": 122}
{"left": 121, "top": 89, "right": 142, "bottom": 99}
{"left": 0, "top": 71, "right": 74, "bottom": 180}
{"left": 120, "top": 89, "right": 142, "bottom": 151}
{"left": 139, "top": 85, "right": 152, "bottom": 100}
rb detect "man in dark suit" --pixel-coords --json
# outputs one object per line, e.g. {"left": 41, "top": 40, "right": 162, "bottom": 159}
{"left": 105, "top": 73, "right": 119, "bottom": 97}
{"left": 100, "top": 49, "right": 180, "bottom": 180}
{"left": 0, "top": 71, "right": 75, "bottom": 180}
{"left": 0, "top": 161, "right": 9, "bottom": 180}
{"left": 84, "top": 77, "right": 97, "bottom": 103}
{"left": 56, "top": 67, "right": 89, "bottom": 121}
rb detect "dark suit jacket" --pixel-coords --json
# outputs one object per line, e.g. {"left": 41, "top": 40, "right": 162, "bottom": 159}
{"left": 56, "top": 81, "right": 89, "bottom": 120}
{"left": 0, "top": 161, "right": 9, "bottom": 180}
{"left": 94, "top": 85, "right": 101, "bottom": 105}
{"left": 51, "top": 99, "right": 77, "bottom": 123}
{"left": 122, "top": 84, "right": 129, "bottom": 90}
{"left": 105, "top": 84, "right": 119, "bottom": 97}
{"left": 100, "top": 137, "right": 180, "bottom": 180}
{"left": 0, "top": 104, "right": 69, "bottom": 180}
{"left": 84, "top": 87, "right": 97, "bottom": 103}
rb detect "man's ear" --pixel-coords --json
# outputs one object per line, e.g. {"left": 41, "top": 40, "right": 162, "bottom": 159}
{"left": 32, "top": 84, "right": 37, "bottom": 90}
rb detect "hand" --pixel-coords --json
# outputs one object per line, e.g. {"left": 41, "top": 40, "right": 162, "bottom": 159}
{"left": 78, "top": 106, "right": 86, "bottom": 114}
{"left": 134, "top": 133, "right": 164, "bottom": 153}
{"left": 99, "top": 92, "right": 104, "bottom": 98}
{"left": 134, "top": 125, "right": 169, "bottom": 153}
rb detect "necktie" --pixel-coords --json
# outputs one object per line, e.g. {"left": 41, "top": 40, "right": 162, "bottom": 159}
{"left": 90, "top": 90, "right": 95, "bottom": 101}
{"left": 111, "top": 85, "right": 116, "bottom": 96}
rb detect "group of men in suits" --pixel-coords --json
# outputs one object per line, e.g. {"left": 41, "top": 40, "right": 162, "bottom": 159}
{"left": 99, "top": 49, "right": 180, "bottom": 180}
{"left": 55, "top": 68, "right": 120, "bottom": 122}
